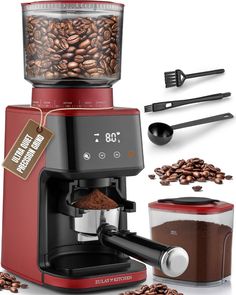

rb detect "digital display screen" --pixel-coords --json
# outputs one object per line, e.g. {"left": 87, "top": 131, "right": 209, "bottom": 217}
{"left": 94, "top": 132, "right": 121, "bottom": 143}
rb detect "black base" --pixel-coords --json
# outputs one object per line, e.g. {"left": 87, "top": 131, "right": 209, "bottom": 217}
{"left": 43, "top": 259, "right": 146, "bottom": 293}
{"left": 43, "top": 244, "right": 131, "bottom": 277}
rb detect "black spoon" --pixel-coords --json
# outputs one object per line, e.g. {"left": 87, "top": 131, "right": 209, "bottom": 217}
{"left": 148, "top": 113, "right": 234, "bottom": 146}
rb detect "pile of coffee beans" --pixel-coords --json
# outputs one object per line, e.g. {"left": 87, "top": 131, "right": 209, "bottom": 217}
{"left": 0, "top": 272, "right": 28, "bottom": 293}
{"left": 24, "top": 15, "right": 121, "bottom": 81}
{"left": 120, "top": 283, "right": 183, "bottom": 295}
{"left": 149, "top": 158, "right": 232, "bottom": 186}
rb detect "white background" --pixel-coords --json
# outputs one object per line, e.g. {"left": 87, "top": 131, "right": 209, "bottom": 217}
{"left": 0, "top": 0, "right": 235, "bottom": 294}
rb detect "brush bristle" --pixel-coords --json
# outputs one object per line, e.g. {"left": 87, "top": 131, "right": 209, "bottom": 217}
{"left": 164, "top": 71, "right": 177, "bottom": 87}
{"left": 144, "top": 105, "right": 153, "bottom": 112}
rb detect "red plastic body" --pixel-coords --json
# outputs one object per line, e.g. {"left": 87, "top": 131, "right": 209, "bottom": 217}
{"left": 44, "top": 271, "right": 146, "bottom": 290}
{"left": 148, "top": 200, "right": 234, "bottom": 215}
{"left": 32, "top": 88, "right": 114, "bottom": 109}
{"left": 1, "top": 105, "right": 145, "bottom": 290}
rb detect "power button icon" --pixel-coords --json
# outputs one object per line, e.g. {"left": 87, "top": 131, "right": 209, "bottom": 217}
{"left": 113, "top": 151, "right": 121, "bottom": 159}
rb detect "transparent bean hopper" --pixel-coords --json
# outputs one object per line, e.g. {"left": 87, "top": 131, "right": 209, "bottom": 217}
{"left": 22, "top": 1, "right": 123, "bottom": 87}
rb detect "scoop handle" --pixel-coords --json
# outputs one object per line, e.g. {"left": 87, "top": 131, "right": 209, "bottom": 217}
{"left": 171, "top": 113, "right": 234, "bottom": 130}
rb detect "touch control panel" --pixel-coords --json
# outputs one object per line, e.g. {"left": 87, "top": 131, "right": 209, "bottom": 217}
{"left": 46, "top": 114, "right": 144, "bottom": 177}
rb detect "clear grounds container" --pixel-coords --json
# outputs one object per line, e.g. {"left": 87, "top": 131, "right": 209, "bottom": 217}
{"left": 149, "top": 197, "right": 234, "bottom": 286}
{"left": 22, "top": 1, "right": 123, "bottom": 87}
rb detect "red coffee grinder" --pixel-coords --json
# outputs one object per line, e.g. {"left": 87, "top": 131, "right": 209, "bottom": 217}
{"left": 2, "top": 1, "right": 189, "bottom": 292}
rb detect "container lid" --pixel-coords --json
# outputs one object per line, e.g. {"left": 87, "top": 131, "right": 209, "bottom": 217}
{"left": 149, "top": 197, "right": 234, "bottom": 214}
{"left": 22, "top": 1, "right": 124, "bottom": 12}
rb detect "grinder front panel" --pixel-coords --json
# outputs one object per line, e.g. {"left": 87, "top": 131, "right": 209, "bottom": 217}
{"left": 46, "top": 114, "right": 144, "bottom": 176}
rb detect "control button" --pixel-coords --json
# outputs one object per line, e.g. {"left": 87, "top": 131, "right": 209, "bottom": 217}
{"left": 83, "top": 152, "right": 91, "bottom": 161}
{"left": 98, "top": 152, "right": 106, "bottom": 160}
{"left": 113, "top": 151, "right": 121, "bottom": 159}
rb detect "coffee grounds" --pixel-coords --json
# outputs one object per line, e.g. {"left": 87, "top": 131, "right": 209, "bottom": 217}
{"left": 73, "top": 189, "right": 118, "bottom": 210}
{"left": 151, "top": 220, "right": 232, "bottom": 283}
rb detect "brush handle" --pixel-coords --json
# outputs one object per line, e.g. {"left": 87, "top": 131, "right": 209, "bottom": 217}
{"left": 186, "top": 69, "right": 225, "bottom": 79}
{"left": 172, "top": 113, "right": 233, "bottom": 130}
{"left": 151, "top": 92, "right": 230, "bottom": 112}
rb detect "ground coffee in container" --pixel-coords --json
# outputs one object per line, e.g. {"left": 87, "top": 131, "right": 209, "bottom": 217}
{"left": 73, "top": 189, "right": 118, "bottom": 209}
{"left": 149, "top": 197, "right": 234, "bottom": 286}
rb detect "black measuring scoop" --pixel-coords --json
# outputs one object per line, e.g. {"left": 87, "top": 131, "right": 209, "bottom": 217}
{"left": 148, "top": 113, "right": 234, "bottom": 145}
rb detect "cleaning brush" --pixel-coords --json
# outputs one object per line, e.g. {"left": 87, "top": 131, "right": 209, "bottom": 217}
{"left": 164, "top": 68, "right": 225, "bottom": 88}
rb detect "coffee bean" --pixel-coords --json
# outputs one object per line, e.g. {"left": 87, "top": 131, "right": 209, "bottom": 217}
{"left": 148, "top": 174, "right": 155, "bottom": 180}
{"left": 110, "top": 58, "right": 116, "bottom": 69}
{"left": 164, "top": 170, "right": 171, "bottom": 177}
{"left": 186, "top": 175, "right": 194, "bottom": 182}
{"left": 198, "top": 177, "right": 206, "bottom": 182}
{"left": 33, "top": 30, "right": 41, "bottom": 40}
{"left": 79, "top": 39, "right": 90, "bottom": 49}
{"left": 67, "top": 34, "right": 80, "bottom": 45}
{"left": 216, "top": 173, "right": 225, "bottom": 179}
{"left": 193, "top": 171, "right": 201, "bottom": 178}
{"left": 72, "top": 68, "right": 81, "bottom": 74}
{"left": 214, "top": 178, "right": 223, "bottom": 184}
{"left": 62, "top": 52, "right": 74, "bottom": 59}
{"left": 67, "top": 71, "right": 79, "bottom": 78}
{"left": 86, "top": 67, "right": 97, "bottom": 74}
{"left": 160, "top": 180, "right": 170, "bottom": 186}
{"left": 10, "top": 287, "right": 18, "bottom": 293}
{"left": 88, "top": 47, "right": 98, "bottom": 55}
{"left": 225, "top": 175, "right": 233, "bottom": 180}
{"left": 75, "top": 48, "right": 87, "bottom": 55}
{"left": 3, "top": 273, "right": 11, "bottom": 280}
{"left": 202, "top": 171, "right": 210, "bottom": 178}
{"left": 104, "top": 30, "right": 111, "bottom": 40}
{"left": 74, "top": 55, "right": 84, "bottom": 63}
{"left": 192, "top": 186, "right": 202, "bottom": 192}
{"left": 168, "top": 176, "right": 178, "bottom": 182}
{"left": 83, "top": 59, "right": 97, "bottom": 69}
{"left": 11, "top": 283, "right": 20, "bottom": 288}
{"left": 68, "top": 62, "right": 79, "bottom": 70}
{"left": 20, "top": 284, "right": 28, "bottom": 289}
{"left": 58, "top": 60, "right": 68, "bottom": 71}
{"left": 48, "top": 32, "right": 56, "bottom": 39}
{"left": 180, "top": 179, "right": 189, "bottom": 185}
{"left": 59, "top": 38, "right": 69, "bottom": 50}
{"left": 50, "top": 54, "right": 61, "bottom": 61}
{"left": 41, "top": 60, "right": 52, "bottom": 69}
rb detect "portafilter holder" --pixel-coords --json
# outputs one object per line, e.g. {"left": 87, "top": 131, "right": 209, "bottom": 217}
{"left": 72, "top": 207, "right": 120, "bottom": 235}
